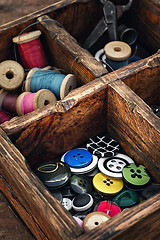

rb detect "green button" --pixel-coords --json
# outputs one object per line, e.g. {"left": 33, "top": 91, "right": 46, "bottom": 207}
{"left": 112, "top": 190, "right": 139, "bottom": 208}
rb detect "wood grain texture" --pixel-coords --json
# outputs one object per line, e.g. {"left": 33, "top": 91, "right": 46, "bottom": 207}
{"left": 0, "top": 127, "right": 83, "bottom": 240}
{"left": 77, "top": 193, "right": 160, "bottom": 240}
{"left": 0, "top": 191, "right": 35, "bottom": 240}
{"left": 130, "top": 0, "right": 160, "bottom": 53}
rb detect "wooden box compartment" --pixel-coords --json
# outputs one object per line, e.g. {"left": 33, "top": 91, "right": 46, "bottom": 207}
{"left": 0, "top": 0, "right": 160, "bottom": 239}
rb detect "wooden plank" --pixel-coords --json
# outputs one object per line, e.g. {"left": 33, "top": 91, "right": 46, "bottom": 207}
{"left": 0, "top": 127, "right": 83, "bottom": 240}
{"left": 107, "top": 79, "right": 160, "bottom": 182}
{"left": 37, "top": 14, "right": 107, "bottom": 84}
{"left": 77, "top": 193, "right": 160, "bottom": 240}
{"left": 0, "top": 191, "right": 35, "bottom": 240}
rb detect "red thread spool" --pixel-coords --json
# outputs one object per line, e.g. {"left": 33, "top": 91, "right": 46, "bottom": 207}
{"left": 12, "top": 30, "right": 48, "bottom": 69}
{"left": 0, "top": 89, "right": 18, "bottom": 114}
{"left": 0, "top": 110, "right": 13, "bottom": 124}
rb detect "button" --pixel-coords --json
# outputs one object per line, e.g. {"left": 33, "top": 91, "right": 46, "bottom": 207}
{"left": 93, "top": 172, "right": 124, "bottom": 195}
{"left": 62, "top": 198, "right": 73, "bottom": 211}
{"left": 94, "top": 201, "right": 121, "bottom": 217}
{"left": 61, "top": 153, "right": 98, "bottom": 174}
{"left": 72, "top": 193, "right": 94, "bottom": 212}
{"left": 34, "top": 161, "right": 71, "bottom": 188}
{"left": 62, "top": 148, "right": 92, "bottom": 168}
{"left": 141, "top": 183, "right": 160, "bottom": 200}
{"left": 49, "top": 190, "right": 63, "bottom": 202}
{"left": 98, "top": 153, "right": 134, "bottom": 179}
{"left": 91, "top": 191, "right": 105, "bottom": 207}
{"left": 122, "top": 163, "right": 150, "bottom": 190}
{"left": 83, "top": 212, "right": 110, "bottom": 232}
{"left": 60, "top": 184, "right": 76, "bottom": 198}
{"left": 73, "top": 216, "right": 83, "bottom": 228}
{"left": 70, "top": 174, "right": 93, "bottom": 194}
{"left": 86, "top": 134, "right": 120, "bottom": 158}
{"left": 112, "top": 190, "right": 139, "bottom": 208}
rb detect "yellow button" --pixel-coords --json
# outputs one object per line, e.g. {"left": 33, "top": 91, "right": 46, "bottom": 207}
{"left": 93, "top": 172, "right": 124, "bottom": 195}
{"left": 83, "top": 212, "right": 110, "bottom": 232}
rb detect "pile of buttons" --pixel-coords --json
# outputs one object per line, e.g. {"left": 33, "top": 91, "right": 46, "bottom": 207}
{"left": 34, "top": 133, "right": 160, "bottom": 232}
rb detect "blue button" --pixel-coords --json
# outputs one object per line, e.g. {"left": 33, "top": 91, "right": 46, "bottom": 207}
{"left": 63, "top": 148, "right": 92, "bottom": 168}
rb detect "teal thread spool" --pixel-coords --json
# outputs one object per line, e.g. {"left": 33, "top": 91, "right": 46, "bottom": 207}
{"left": 25, "top": 68, "right": 77, "bottom": 100}
{"left": 104, "top": 41, "right": 131, "bottom": 71}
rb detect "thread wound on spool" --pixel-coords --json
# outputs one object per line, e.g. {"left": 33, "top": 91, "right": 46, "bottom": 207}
{"left": 0, "top": 60, "right": 25, "bottom": 90}
{"left": 25, "top": 68, "right": 77, "bottom": 100}
{"left": 16, "top": 89, "right": 57, "bottom": 116}
{"left": 0, "top": 110, "right": 13, "bottom": 124}
{"left": 104, "top": 41, "right": 132, "bottom": 71}
{"left": 12, "top": 30, "right": 48, "bottom": 69}
{"left": 0, "top": 89, "right": 18, "bottom": 114}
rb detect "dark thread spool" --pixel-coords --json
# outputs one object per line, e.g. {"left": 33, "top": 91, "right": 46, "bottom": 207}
{"left": 0, "top": 89, "right": 19, "bottom": 114}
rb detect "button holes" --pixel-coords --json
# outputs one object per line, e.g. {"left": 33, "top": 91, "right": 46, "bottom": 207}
{"left": 119, "top": 162, "right": 124, "bottom": 165}
{"left": 109, "top": 164, "right": 114, "bottom": 168}
{"left": 77, "top": 153, "right": 81, "bottom": 155}
{"left": 137, "top": 175, "right": 142, "bottom": 179}
{"left": 73, "top": 155, "right": 76, "bottom": 157}
{"left": 116, "top": 166, "right": 121, "bottom": 170}
{"left": 79, "top": 179, "right": 83, "bottom": 182}
{"left": 137, "top": 170, "right": 141, "bottom": 173}
{"left": 107, "top": 183, "right": 110, "bottom": 186}
{"left": 80, "top": 156, "right": 84, "bottom": 158}
{"left": 131, "top": 174, "right": 136, "bottom": 178}
{"left": 111, "top": 160, "right": 116, "bottom": 162}
{"left": 130, "top": 169, "right": 135, "bottom": 173}
{"left": 103, "top": 180, "right": 107, "bottom": 183}
{"left": 110, "top": 181, "right": 113, "bottom": 184}
{"left": 107, "top": 179, "right": 110, "bottom": 181}
{"left": 94, "top": 222, "right": 99, "bottom": 225}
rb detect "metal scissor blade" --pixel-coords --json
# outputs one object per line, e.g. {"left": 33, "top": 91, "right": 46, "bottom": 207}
{"left": 82, "top": 18, "right": 108, "bottom": 49}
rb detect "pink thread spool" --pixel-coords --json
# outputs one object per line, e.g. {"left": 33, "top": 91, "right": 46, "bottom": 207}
{"left": 16, "top": 89, "right": 57, "bottom": 116}
{"left": 12, "top": 30, "right": 48, "bottom": 69}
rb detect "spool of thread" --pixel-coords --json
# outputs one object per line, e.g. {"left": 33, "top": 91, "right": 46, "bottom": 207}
{"left": 25, "top": 68, "right": 77, "bottom": 100}
{"left": 12, "top": 30, "right": 48, "bottom": 69}
{"left": 104, "top": 41, "right": 132, "bottom": 71}
{"left": 0, "top": 60, "right": 25, "bottom": 90}
{"left": 0, "top": 110, "right": 13, "bottom": 124}
{"left": 16, "top": 89, "right": 57, "bottom": 116}
{"left": 0, "top": 89, "right": 18, "bottom": 114}
{"left": 118, "top": 25, "right": 137, "bottom": 46}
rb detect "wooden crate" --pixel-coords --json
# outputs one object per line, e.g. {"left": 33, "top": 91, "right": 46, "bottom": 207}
{"left": 0, "top": 0, "right": 160, "bottom": 239}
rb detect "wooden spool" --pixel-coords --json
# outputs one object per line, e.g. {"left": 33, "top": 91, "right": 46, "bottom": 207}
{"left": 16, "top": 89, "right": 57, "bottom": 116}
{"left": 0, "top": 60, "right": 25, "bottom": 90}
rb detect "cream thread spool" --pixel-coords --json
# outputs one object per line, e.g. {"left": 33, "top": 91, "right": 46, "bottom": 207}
{"left": 0, "top": 60, "right": 25, "bottom": 90}
{"left": 16, "top": 89, "right": 57, "bottom": 116}
{"left": 104, "top": 41, "right": 132, "bottom": 71}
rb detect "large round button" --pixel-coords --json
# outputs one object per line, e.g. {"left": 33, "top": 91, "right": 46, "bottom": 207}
{"left": 61, "top": 153, "right": 98, "bottom": 174}
{"left": 72, "top": 193, "right": 94, "bottom": 212}
{"left": 34, "top": 161, "right": 71, "bottom": 188}
{"left": 94, "top": 201, "right": 121, "bottom": 217}
{"left": 83, "top": 212, "right": 110, "bottom": 232}
{"left": 62, "top": 148, "right": 92, "bottom": 168}
{"left": 98, "top": 153, "right": 134, "bottom": 179}
{"left": 122, "top": 163, "right": 150, "bottom": 189}
{"left": 93, "top": 172, "right": 124, "bottom": 195}
{"left": 70, "top": 174, "right": 93, "bottom": 194}
{"left": 86, "top": 134, "right": 120, "bottom": 158}
{"left": 73, "top": 216, "right": 83, "bottom": 228}
{"left": 112, "top": 189, "right": 139, "bottom": 208}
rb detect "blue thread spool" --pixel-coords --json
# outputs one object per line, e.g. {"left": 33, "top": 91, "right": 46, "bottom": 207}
{"left": 25, "top": 68, "right": 77, "bottom": 99}
{"left": 104, "top": 41, "right": 131, "bottom": 71}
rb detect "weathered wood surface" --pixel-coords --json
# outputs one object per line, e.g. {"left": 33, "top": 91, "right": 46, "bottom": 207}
{"left": 0, "top": 127, "right": 83, "bottom": 240}
{"left": 77, "top": 193, "right": 160, "bottom": 240}
{"left": 130, "top": 0, "right": 160, "bottom": 53}
{"left": 37, "top": 14, "right": 107, "bottom": 84}
{"left": 1, "top": 51, "right": 160, "bottom": 169}
{"left": 0, "top": 191, "right": 35, "bottom": 240}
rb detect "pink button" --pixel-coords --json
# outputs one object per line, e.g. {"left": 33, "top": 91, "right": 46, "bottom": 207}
{"left": 94, "top": 201, "right": 121, "bottom": 217}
